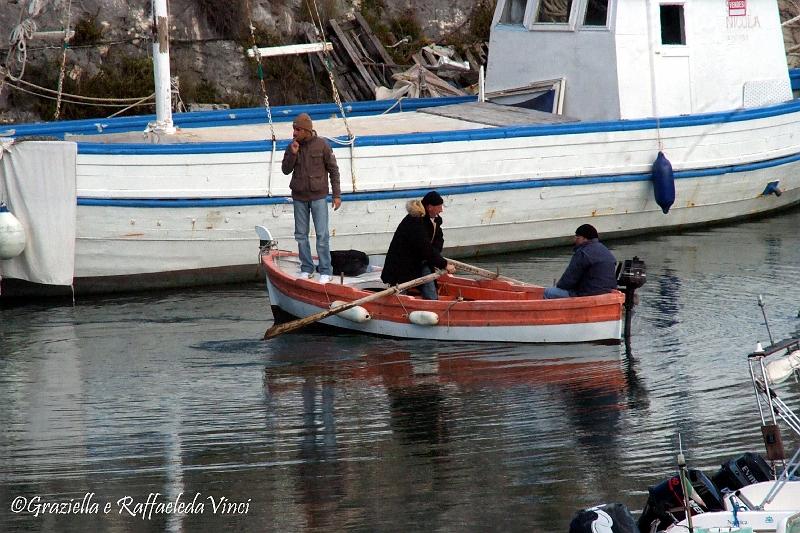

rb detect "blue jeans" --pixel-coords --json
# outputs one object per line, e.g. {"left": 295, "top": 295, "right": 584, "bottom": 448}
{"left": 293, "top": 198, "right": 332, "bottom": 276}
{"left": 544, "top": 286, "right": 572, "bottom": 299}
{"left": 418, "top": 265, "right": 439, "bottom": 300}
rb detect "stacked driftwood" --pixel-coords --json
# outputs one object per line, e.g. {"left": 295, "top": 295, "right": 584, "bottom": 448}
{"left": 304, "top": 13, "right": 486, "bottom": 101}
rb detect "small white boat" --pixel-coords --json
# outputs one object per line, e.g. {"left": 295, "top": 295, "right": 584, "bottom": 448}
{"left": 2, "top": 0, "right": 800, "bottom": 297}
{"left": 572, "top": 336, "right": 800, "bottom": 533}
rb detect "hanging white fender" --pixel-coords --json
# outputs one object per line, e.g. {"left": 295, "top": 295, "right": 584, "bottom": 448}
{"left": 408, "top": 310, "right": 439, "bottom": 326}
{"left": 329, "top": 301, "right": 371, "bottom": 323}
{"left": 0, "top": 203, "right": 26, "bottom": 259}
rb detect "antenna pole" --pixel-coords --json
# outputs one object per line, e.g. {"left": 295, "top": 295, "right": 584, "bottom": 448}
{"left": 758, "top": 295, "right": 774, "bottom": 345}
{"left": 677, "top": 434, "right": 694, "bottom": 532}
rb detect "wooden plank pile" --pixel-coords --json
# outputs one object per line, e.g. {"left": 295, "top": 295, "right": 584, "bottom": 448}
{"left": 304, "top": 14, "right": 487, "bottom": 102}
{"left": 304, "top": 13, "right": 402, "bottom": 101}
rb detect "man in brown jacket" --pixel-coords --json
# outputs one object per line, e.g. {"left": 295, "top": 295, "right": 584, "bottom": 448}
{"left": 281, "top": 112, "right": 341, "bottom": 283}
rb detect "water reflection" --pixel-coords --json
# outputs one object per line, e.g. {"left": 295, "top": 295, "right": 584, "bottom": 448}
{"left": 652, "top": 267, "right": 681, "bottom": 330}
{"left": 3, "top": 208, "right": 800, "bottom": 531}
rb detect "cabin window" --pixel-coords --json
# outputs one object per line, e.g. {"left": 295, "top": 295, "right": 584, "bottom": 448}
{"left": 535, "top": 0, "right": 573, "bottom": 23}
{"left": 500, "top": 0, "right": 527, "bottom": 24}
{"left": 583, "top": 0, "right": 608, "bottom": 26}
{"left": 660, "top": 4, "right": 686, "bottom": 45}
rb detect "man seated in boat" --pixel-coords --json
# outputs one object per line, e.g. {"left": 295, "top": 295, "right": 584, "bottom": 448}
{"left": 544, "top": 224, "right": 617, "bottom": 299}
{"left": 281, "top": 112, "right": 341, "bottom": 284}
{"left": 381, "top": 192, "right": 456, "bottom": 299}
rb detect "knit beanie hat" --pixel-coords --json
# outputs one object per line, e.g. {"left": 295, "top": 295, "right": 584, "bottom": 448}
{"left": 293, "top": 113, "right": 313, "bottom": 132}
{"left": 421, "top": 191, "right": 444, "bottom": 207}
{"left": 575, "top": 224, "right": 599, "bottom": 240}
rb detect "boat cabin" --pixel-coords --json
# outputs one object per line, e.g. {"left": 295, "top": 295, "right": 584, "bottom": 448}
{"left": 485, "top": 0, "right": 792, "bottom": 121}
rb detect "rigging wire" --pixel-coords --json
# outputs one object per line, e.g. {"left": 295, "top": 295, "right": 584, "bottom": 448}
{"left": 244, "top": 0, "right": 278, "bottom": 196}
{"left": 305, "top": 0, "right": 358, "bottom": 191}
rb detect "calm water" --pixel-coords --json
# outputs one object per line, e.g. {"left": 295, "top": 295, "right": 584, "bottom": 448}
{"left": 2, "top": 209, "right": 800, "bottom": 532}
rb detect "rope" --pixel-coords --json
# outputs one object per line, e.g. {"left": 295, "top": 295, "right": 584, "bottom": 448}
{"left": 1, "top": 9, "right": 34, "bottom": 93}
{"left": 2, "top": 78, "right": 155, "bottom": 107}
{"left": 323, "top": 135, "right": 356, "bottom": 146}
{"left": 171, "top": 76, "right": 186, "bottom": 113}
{"left": 2, "top": 67, "right": 153, "bottom": 102}
{"left": 442, "top": 295, "right": 463, "bottom": 328}
{"left": 305, "top": 0, "right": 358, "bottom": 192}
{"left": 645, "top": 0, "right": 664, "bottom": 152}
{"left": 53, "top": 0, "right": 73, "bottom": 120}
{"left": 243, "top": 0, "right": 277, "bottom": 196}
{"left": 106, "top": 92, "right": 157, "bottom": 118}
{"left": 380, "top": 96, "right": 406, "bottom": 115}
{"left": 394, "top": 290, "right": 410, "bottom": 317}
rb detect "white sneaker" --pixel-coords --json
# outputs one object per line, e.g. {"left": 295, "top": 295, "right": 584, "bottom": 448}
{"left": 318, "top": 274, "right": 332, "bottom": 284}
{"left": 297, "top": 271, "right": 314, "bottom": 279}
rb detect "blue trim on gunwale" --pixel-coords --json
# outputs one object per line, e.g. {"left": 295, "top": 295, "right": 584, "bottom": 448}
{"left": 77, "top": 147, "right": 800, "bottom": 208}
{"left": 73, "top": 97, "right": 800, "bottom": 155}
{"left": 2, "top": 96, "right": 474, "bottom": 139}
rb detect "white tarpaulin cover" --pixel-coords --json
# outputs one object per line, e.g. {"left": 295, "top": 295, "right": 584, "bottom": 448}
{"left": 766, "top": 349, "right": 800, "bottom": 385}
{"left": 0, "top": 140, "right": 77, "bottom": 287}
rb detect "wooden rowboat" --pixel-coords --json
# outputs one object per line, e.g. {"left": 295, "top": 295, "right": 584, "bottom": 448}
{"left": 261, "top": 249, "right": 626, "bottom": 344}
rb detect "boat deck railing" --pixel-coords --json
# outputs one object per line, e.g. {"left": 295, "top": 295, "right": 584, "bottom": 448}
{"left": 747, "top": 336, "right": 800, "bottom": 508}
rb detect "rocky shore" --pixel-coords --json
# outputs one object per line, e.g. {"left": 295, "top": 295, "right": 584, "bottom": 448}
{"left": 0, "top": 0, "right": 797, "bottom": 123}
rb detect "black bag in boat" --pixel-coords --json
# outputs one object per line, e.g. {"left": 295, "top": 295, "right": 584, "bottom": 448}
{"left": 711, "top": 452, "right": 773, "bottom": 493}
{"left": 329, "top": 249, "right": 369, "bottom": 277}
{"left": 638, "top": 469, "right": 724, "bottom": 533}
{"left": 569, "top": 503, "right": 637, "bottom": 533}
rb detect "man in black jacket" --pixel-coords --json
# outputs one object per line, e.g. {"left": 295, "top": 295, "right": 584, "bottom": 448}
{"left": 381, "top": 192, "right": 455, "bottom": 299}
{"left": 544, "top": 224, "right": 617, "bottom": 299}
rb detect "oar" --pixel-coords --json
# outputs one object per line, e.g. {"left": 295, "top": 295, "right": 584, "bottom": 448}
{"left": 263, "top": 270, "right": 444, "bottom": 340}
{"left": 444, "top": 257, "right": 528, "bottom": 285}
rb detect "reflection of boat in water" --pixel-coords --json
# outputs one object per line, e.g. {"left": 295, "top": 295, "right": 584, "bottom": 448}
{"left": 2, "top": 0, "right": 800, "bottom": 297}
{"left": 265, "top": 341, "right": 629, "bottom": 399}
{"left": 572, "top": 336, "right": 800, "bottom": 533}
{"left": 261, "top": 249, "right": 636, "bottom": 344}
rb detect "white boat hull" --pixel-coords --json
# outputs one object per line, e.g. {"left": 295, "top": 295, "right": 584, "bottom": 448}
{"left": 4, "top": 96, "right": 800, "bottom": 294}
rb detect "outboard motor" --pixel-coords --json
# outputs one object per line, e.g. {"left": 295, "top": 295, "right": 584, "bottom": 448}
{"left": 638, "top": 469, "right": 724, "bottom": 533}
{"left": 711, "top": 452, "right": 773, "bottom": 494}
{"left": 616, "top": 257, "right": 646, "bottom": 346}
{"left": 569, "top": 503, "right": 638, "bottom": 533}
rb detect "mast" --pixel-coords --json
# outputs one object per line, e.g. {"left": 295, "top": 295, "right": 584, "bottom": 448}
{"left": 151, "top": 0, "right": 175, "bottom": 134}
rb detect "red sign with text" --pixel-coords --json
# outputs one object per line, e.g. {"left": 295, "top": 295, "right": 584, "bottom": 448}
{"left": 729, "top": 0, "right": 746, "bottom": 16}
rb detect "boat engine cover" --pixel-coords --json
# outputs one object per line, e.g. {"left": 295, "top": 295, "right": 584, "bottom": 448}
{"left": 638, "top": 469, "right": 724, "bottom": 532}
{"left": 569, "top": 503, "right": 637, "bottom": 533}
{"left": 711, "top": 452, "right": 773, "bottom": 493}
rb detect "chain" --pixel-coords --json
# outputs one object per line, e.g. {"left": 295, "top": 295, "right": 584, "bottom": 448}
{"left": 53, "top": 0, "right": 73, "bottom": 120}
{"left": 244, "top": 0, "right": 278, "bottom": 195}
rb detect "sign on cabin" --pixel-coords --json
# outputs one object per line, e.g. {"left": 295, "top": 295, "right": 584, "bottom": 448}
{"left": 729, "top": 0, "right": 747, "bottom": 16}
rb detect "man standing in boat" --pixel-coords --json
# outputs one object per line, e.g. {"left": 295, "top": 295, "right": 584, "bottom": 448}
{"left": 381, "top": 192, "right": 455, "bottom": 299}
{"left": 544, "top": 224, "right": 617, "bottom": 299}
{"left": 282, "top": 112, "right": 341, "bottom": 284}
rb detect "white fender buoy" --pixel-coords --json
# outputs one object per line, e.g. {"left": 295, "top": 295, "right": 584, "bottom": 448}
{"left": 330, "top": 300, "right": 371, "bottom": 323}
{"left": 408, "top": 310, "right": 439, "bottom": 326}
{"left": 0, "top": 203, "right": 26, "bottom": 259}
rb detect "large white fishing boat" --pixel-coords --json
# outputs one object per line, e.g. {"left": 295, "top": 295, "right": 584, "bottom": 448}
{"left": 2, "top": 0, "right": 800, "bottom": 296}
